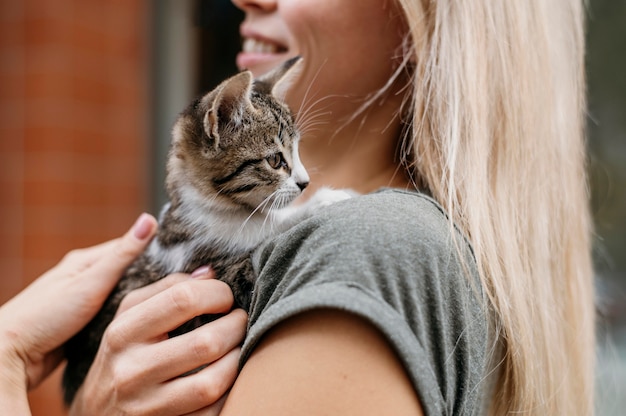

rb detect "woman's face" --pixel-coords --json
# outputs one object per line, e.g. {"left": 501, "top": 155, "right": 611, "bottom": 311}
{"left": 231, "top": 0, "right": 406, "bottom": 116}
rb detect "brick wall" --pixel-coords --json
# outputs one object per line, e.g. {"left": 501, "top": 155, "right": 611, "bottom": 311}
{"left": 0, "top": 1, "right": 150, "bottom": 414}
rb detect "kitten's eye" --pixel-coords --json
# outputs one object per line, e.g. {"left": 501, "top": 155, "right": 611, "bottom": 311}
{"left": 266, "top": 153, "right": 286, "bottom": 170}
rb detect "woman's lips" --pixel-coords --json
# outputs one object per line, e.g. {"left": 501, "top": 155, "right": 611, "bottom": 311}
{"left": 236, "top": 36, "right": 289, "bottom": 72}
{"left": 242, "top": 37, "right": 287, "bottom": 54}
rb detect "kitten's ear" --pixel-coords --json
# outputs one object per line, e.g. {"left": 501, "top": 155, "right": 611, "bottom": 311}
{"left": 203, "top": 70, "right": 254, "bottom": 145}
{"left": 255, "top": 56, "right": 303, "bottom": 102}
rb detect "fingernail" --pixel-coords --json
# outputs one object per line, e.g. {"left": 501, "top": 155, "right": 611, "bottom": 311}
{"left": 190, "top": 266, "right": 212, "bottom": 278}
{"left": 132, "top": 213, "right": 154, "bottom": 240}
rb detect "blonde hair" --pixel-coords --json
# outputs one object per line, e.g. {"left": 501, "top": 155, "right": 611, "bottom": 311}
{"left": 395, "top": 0, "right": 595, "bottom": 414}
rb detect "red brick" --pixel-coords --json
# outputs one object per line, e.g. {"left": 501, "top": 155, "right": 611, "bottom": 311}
{"left": 0, "top": 3, "right": 149, "bottom": 413}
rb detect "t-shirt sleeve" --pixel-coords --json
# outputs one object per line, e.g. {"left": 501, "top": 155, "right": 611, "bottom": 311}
{"left": 243, "top": 189, "right": 489, "bottom": 415}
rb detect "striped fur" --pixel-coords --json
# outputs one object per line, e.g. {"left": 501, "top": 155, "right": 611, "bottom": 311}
{"left": 61, "top": 57, "right": 343, "bottom": 405}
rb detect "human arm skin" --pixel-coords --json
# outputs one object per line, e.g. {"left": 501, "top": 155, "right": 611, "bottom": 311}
{"left": 0, "top": 213, "right": 158, "bottom": 415}
{"left": 220, "top": 309, "right": 424, "bottom": 416}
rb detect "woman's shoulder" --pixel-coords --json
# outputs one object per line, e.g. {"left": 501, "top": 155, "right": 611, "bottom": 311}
{"left": 255, "top": 187, "right": 477, "bottom": 285}
{"left": 252, "top": 187, "right": 481, "bottom": 325}
{"left": 340, "top": 187, "right": 450, "bottom": 219}
{"left": 290, "top": 187, "right": 475, "bottom": 265}
{"left": 321, "top": 187, "right": 460, "bottom": 234}
{"left": 248, "top": 189, "right": 490, "bottom": 414}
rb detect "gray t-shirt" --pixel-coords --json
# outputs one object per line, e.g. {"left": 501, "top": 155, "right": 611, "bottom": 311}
{"left": 242, "top": 189, "right": 489, "bottom": 415}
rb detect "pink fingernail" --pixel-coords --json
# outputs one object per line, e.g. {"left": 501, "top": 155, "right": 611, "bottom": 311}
{"left": 132, "top": 213, "right": 153, "bottom": 240}
{"left": 190, "top": 266, "right": 211, "bottom": 278}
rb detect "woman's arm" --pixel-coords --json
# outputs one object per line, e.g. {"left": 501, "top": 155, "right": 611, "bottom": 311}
{"left": 221, "top": 309, "right": 424, "bottom": 415}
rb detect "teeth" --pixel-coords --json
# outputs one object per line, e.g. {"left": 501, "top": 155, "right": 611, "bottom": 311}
{"left": 243, "top": 38, "right": 281, "bottom": 54}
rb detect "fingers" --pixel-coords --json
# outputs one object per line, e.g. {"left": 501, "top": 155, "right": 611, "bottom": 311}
{"left": 76, "top": 268, "right": 246, "bottom": 416}
{"left": 59, "top": 213, "right": 157, "bottom": 273}
{"left": 182, "top": 394, "right": 229, "bottom": 416}
{"left": 117, "top": 273, "right": 189, "bottom": 315}
{"left": 87, "top": 213, "right": 158, "bottom": 289}
{"left": 117, "top": 267, "right": 216, "bottom": 315}
{"left": 145, "top": 308, "right": 248, "bottom": 381}
{"left": 106, "top": 278, "right": 235, "bottom": 344}
{"left": 148, "top": 348, "right": 241, "bottom": 416}
{"left": 90, "top": 309, "right": 246, "bottom": 416}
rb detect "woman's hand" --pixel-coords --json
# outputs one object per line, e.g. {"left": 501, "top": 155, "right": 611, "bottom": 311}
{"left": 0, "top": 213, "right": 158, "bottom": 413}
{"left": 70, "top": 269, "right": 248, "bottom": 416}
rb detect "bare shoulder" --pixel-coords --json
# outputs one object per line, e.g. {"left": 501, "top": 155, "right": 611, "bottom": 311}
{"left": 220, "top": 309, "right": 424, "bottom": 415}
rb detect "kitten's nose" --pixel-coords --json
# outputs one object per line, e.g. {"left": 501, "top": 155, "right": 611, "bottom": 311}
{"left": 297, "top": 181, "right": 309, "bottom": 191}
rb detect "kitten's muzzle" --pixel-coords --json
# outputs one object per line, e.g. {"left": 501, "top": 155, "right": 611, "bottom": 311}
{"left": 297, "top": 181, "right": 309, "bottom": 191}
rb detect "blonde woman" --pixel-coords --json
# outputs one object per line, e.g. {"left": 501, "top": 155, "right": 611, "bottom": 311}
{"left": 0, "top": 0, "right": 593, "bottom": 414}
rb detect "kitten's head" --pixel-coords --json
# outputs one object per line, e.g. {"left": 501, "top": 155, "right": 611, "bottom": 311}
{"left": 167, "top": 57, "right": 308, "bottom": 214}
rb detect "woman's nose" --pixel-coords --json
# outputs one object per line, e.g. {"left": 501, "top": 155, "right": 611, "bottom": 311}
{"left": 231, "top": 0, "right": 277, "bottom": 13}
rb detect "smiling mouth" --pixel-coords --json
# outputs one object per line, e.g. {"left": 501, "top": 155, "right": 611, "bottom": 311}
{"left": 242, "top": 37, "right": 288, "bottom": 54}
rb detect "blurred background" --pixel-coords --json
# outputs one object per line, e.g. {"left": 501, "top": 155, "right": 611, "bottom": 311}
{"left": 0, "top": 1, "right": 623, "bottom": 414}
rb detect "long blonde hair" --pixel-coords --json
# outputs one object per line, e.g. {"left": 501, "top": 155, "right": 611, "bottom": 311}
{"left": 395, "top": 0, "right": 595, "bottom": 414}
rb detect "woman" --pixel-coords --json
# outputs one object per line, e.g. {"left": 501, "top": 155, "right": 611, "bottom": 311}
{"left": 0, "top": 0, "right": 594, "bottom": 414}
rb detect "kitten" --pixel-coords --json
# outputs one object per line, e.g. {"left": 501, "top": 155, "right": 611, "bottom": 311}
{"left": 62, "top": 57, "right": 351, "bottom": 405}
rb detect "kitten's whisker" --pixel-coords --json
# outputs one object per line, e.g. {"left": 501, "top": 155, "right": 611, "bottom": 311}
{"left": 264, "top": 193, "right": 289, "bottom": 235}
{"left": 296, "top": 105, "right": 333, "bottom": 138}
{"left": 298, "top": 119, "right": 331, "bottom": 137}
{"left": 236, "top": 190, "right": 279, "bottom": 239}
{"left": 261, "top": 198, "right": 279, "bottom": 232}
{"left": 297, "top": 105, "right": 332, "bottom": 128}
{"left": 301, "top": 93, "right": 343, "bottom": 112}
{"left": 296, "top": 58, "right": 328, "bottom": 118}
{"left": 296, "top": 94, "right": 339, "bottom": 123}
{"left": 295, "top": 94, "right": 348, "bottom": 140}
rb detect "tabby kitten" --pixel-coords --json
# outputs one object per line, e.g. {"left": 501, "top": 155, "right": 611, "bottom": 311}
{"left": 62, "top": 57, "right": 349, "bottom": 404}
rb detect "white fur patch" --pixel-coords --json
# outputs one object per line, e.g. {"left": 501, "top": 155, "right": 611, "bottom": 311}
{"left": 148, "top": 182, "right": 356, "bottom": 275}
